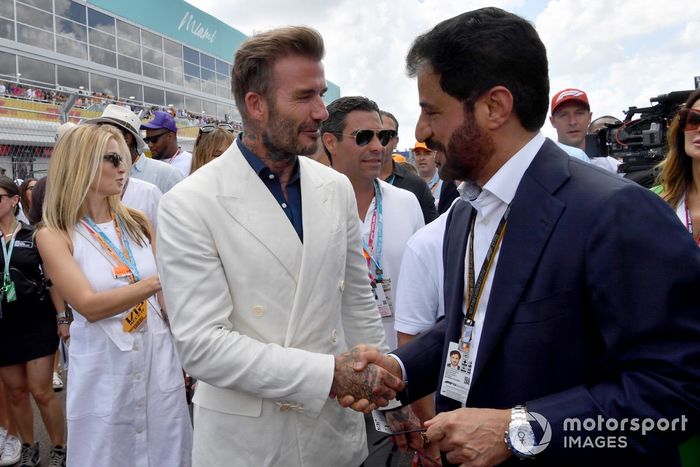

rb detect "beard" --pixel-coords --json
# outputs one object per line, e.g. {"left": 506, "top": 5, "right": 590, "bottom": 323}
{"left": 429, "top": 110, "right": 495, "bottom": 183}
{"left": 262, "top": 103, "right": 319, "bottom": 162}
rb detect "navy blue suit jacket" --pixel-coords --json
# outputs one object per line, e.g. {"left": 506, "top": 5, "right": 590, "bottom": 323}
{"left": 394, "top": 139, "right": 700, "bottom": 465}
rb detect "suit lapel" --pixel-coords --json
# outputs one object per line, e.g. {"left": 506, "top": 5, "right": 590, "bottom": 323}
{"left": 284, "top": 159, "right": 335, "bottom": 342}
{"left": 471, "top": 141, "right": 569, "bottom": 391}
{"left": 216, "top": 145, "right": 302, "bottom": 282}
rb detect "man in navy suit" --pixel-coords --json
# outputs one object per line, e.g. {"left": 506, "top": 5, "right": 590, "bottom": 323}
{"left": 343, "top": 7, "right": 700, "bottom": 466}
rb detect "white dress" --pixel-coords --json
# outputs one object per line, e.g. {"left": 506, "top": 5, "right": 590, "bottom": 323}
{"left": 67, "top": 220, "right": 192, "bottom": 467}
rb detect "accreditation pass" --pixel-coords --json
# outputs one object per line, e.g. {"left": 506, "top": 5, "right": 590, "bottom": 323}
{"left": 440, "top": 341, "right": 471, "bottom": 404}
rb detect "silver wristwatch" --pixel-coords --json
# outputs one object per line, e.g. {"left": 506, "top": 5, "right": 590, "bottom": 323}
{"left": 504, "top": 405, "right": 536, "bottom": 459}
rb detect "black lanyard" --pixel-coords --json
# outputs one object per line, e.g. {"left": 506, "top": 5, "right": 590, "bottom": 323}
{"left": 463, "top": 204, "right": 511, "bottom": 327}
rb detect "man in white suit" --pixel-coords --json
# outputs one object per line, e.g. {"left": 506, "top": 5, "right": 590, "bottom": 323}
{"left": 157, "top": 26, "right": 402, "bottom": 467}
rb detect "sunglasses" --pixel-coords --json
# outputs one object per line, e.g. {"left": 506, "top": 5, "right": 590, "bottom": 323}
{"left": 200, "top": 123, "right": 235, "bottom": 133}
{"left": 340, "top": 129, "right": 396, "bottom": 147}
{"left": 679, "top": 108, "right": 700, "bottom": 133}
{"left": 103, "top": 152, "right": 123, "bottom": 168}
{"left": 143, "top": 131, "right": 171, "bottom": 145}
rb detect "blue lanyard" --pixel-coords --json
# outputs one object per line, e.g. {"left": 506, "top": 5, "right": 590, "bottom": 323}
{"left": 362, "top": 180, "right": 384, "bottom": 281}
{"left": 1, "top": 221, "right": 18, "bottom": 285}
{"left": 82, "top": 215, "right": 141, "bottom": 282}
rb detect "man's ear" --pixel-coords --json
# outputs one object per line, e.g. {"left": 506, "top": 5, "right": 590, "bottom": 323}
{"left": 322, "top": 132, "right": 337, "bottom": 164}
{"left": 244, "top": 91, "right": 268, "bottom": 122}
{"left": 480, "top": 85, "right": 514, "bottom": 130}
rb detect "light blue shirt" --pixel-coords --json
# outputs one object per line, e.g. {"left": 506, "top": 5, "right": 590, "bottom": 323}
{"left": 130, "top": 155, "right": 184, "bottom": 194}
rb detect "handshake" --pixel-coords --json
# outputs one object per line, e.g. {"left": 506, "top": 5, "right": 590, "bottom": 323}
{"left": 329, "top": 344, "right": 403, "bottom": 413}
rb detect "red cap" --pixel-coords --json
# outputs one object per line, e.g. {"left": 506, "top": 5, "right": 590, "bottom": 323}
{"left": 551, "top": 88, "right": 589, "bottom": 114}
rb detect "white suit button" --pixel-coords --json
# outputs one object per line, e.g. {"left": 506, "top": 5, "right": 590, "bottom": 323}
{"left": 338, "top": 280, "right": 345, "bottom": 292}
{"left": 253, "top": 305, "right": 265, "bottom": 317}
{"left": 330, "top": 329, "right": 338, "bottom": 343}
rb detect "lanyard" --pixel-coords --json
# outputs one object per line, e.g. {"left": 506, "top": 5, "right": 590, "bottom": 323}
{"left": 428, "top": 171, "right": 440, "bottom": 194}
{"left": 463, "top": 205, "right": 511, "bottom": 327}
{"left": 1, "top": 221, "right": 18, "bottom": 284}
{"left": 80, "top": 213, "right": 141, "bottom": 282}
{"left": 684, "top": 196, "right": 700, "bottom": 246}
{"left": 167, "top": 147, "right": 182, "bottom": 165}
{"left": 362, "top": 180, "right": 384, "bottom": 282}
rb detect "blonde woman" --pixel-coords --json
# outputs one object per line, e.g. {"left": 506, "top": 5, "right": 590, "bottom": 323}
{"left": 36, "top": 124, "right": 192, "bottom": 466}
{"left": 190, "top": 123, "right": 235, "bottom": 172}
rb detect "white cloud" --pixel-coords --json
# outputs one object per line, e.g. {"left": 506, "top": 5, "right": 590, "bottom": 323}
{"left": 193, "top": 0, "right": 699, "bottom": 148}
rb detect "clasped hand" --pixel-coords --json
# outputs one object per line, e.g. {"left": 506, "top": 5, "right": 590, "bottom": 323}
{"left": 330, "top": 344, "right": 403, "bottom": 413}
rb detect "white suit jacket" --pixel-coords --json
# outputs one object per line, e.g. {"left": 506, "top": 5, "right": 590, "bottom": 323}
{"left": 157, "top": 143, "right": 388, "bottom": 466}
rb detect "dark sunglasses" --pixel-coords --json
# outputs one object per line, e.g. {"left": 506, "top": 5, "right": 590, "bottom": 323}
{"left": 340, "top": 129, "right": 396, "bottom": 147}
{"left": 200, "top": 123, "right": 235, "bottom": 133}
{"left": 679, "top": 108, "right": 700, "bottom": 133}
{"left": 143, "top": 131, "right": 170, "bottom": 145}
{"left": 102, "top": 152, "right": 123, "bottom": 168}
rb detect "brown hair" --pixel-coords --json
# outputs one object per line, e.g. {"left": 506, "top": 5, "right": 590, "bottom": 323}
{"left": 656, "top": 89, "right": 700, "bottom": 208}
{"left": 191, "top": 128, "right": 235, "bottom": 172}
{"left": 0, "top": 176, "right": 20, "bottom": 217}
{"left": 19, "top": 177, "right": 37, "bottom": 219}
{"left": 231, "top": 26, "right": 324, "bottom": 124}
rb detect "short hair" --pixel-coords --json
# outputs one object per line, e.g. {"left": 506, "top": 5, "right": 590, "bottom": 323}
{"left": 232, "top": 26, "right": 325, "bottom": 123}
{"left": 380, "top": 110, "right": 399, "bottom": 133}
{"left": 450, "top": 350, "right": 460, "bottom": 358}
{"left": 406, "top": 7, "right": 549, "bottom": 131}
{"left": 321, "top": 96, "right": 381, "bottom": 159}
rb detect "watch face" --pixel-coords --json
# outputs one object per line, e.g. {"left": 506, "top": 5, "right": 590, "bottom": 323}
{"left": 510, "top": 424, "right": 536, "bottom": 454}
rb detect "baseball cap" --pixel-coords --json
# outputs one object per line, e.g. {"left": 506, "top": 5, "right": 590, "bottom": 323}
{"left": 392, "top": 153, "right": 407, "bottom": 163}
{"left": 141, "top": 110, "right": 178, "bottom": 133}
{"left": 412, "top": 141, "right": 431, "bottom": 151}
{"left": 551, "top": 88, "right": 590, "bottom": 114}
{"left": 84, "top": 104, "right": 146, "bottom": 153}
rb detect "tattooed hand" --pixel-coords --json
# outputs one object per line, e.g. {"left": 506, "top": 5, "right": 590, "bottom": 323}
{"left": 330, "top": 345, "right": 404, "bottom": 413}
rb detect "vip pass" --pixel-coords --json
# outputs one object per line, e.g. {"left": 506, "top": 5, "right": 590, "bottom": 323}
{"left": 0, "top": 221, "right": 19, "bottom": 315}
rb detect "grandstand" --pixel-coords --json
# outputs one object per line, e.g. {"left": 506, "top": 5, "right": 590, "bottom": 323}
{"left": 0, "top": 0, "right": 341, "bottom": 178}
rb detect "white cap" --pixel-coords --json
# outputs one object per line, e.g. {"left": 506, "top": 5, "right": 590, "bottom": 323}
{"left": 55, "top": 122, "right": 77, "bottom": 142}
{"left": 84, "top": 104, "right": 146, "bottom": 153}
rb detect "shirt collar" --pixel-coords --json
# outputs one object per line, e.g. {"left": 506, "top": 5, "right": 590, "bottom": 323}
{"left": 132, "top": 154, "right": 146, "bottom": 173}
{"left": 236, "top": 135, "right": 301, "bottom": 183}
{"left": 458, "top": 132, "right": 544, "bottom": 208}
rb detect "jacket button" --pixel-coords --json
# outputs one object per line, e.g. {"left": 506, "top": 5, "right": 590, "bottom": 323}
{"left": 338, "top": 280, "right": 345, "bottom": 292}
{"left": 252, "top": 305, "right": 265, "bottom": 317}
{"left": 330, "top": 329, "right": 338, "bottom": 343}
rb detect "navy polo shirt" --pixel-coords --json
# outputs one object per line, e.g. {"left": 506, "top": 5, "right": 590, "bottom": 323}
{"left": 236, "top": 137, "right": 303, "bottom": 241}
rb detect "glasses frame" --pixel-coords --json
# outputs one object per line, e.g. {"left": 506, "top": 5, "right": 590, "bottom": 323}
{"left": 679, "top": 108, "right": 700, "bottom": 133}
{"left": 200, "top": 123, "right": 235, "bottom": 134}
{"left": 143, "top": 131, "right": 171, "bottom": 145}
{"left": 0, "top": 193, "right": 16, "bottom": 200}
{"left": 339, "top": 129, "right": 396, "bottom": 147}
{"left": 102, "top": 152, "right": 124, "bottom": 168}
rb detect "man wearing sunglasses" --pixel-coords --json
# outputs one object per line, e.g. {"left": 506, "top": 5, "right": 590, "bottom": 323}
{"left": 142, "top": 110, "right": 193, "bottom": 177}
{"left": 379, "top": 110, "right": 438, "bottom": 224}
{"left": 321, "top": 95, "right": 425, "bottom": 466}
{"left": 157, "top": 27, "right": 401, "bottom": 467}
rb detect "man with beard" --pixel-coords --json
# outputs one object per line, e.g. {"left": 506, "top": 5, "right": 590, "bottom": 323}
{"left": 343, "top": 7, "right": 700, "bottom": 466}
{"left": 156, "top": 26, "right": 403, "bottom": 466}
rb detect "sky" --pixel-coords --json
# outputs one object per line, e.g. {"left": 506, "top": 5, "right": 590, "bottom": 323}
{"left": 192, "top": 0, "right": 700, "bottom": 150}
